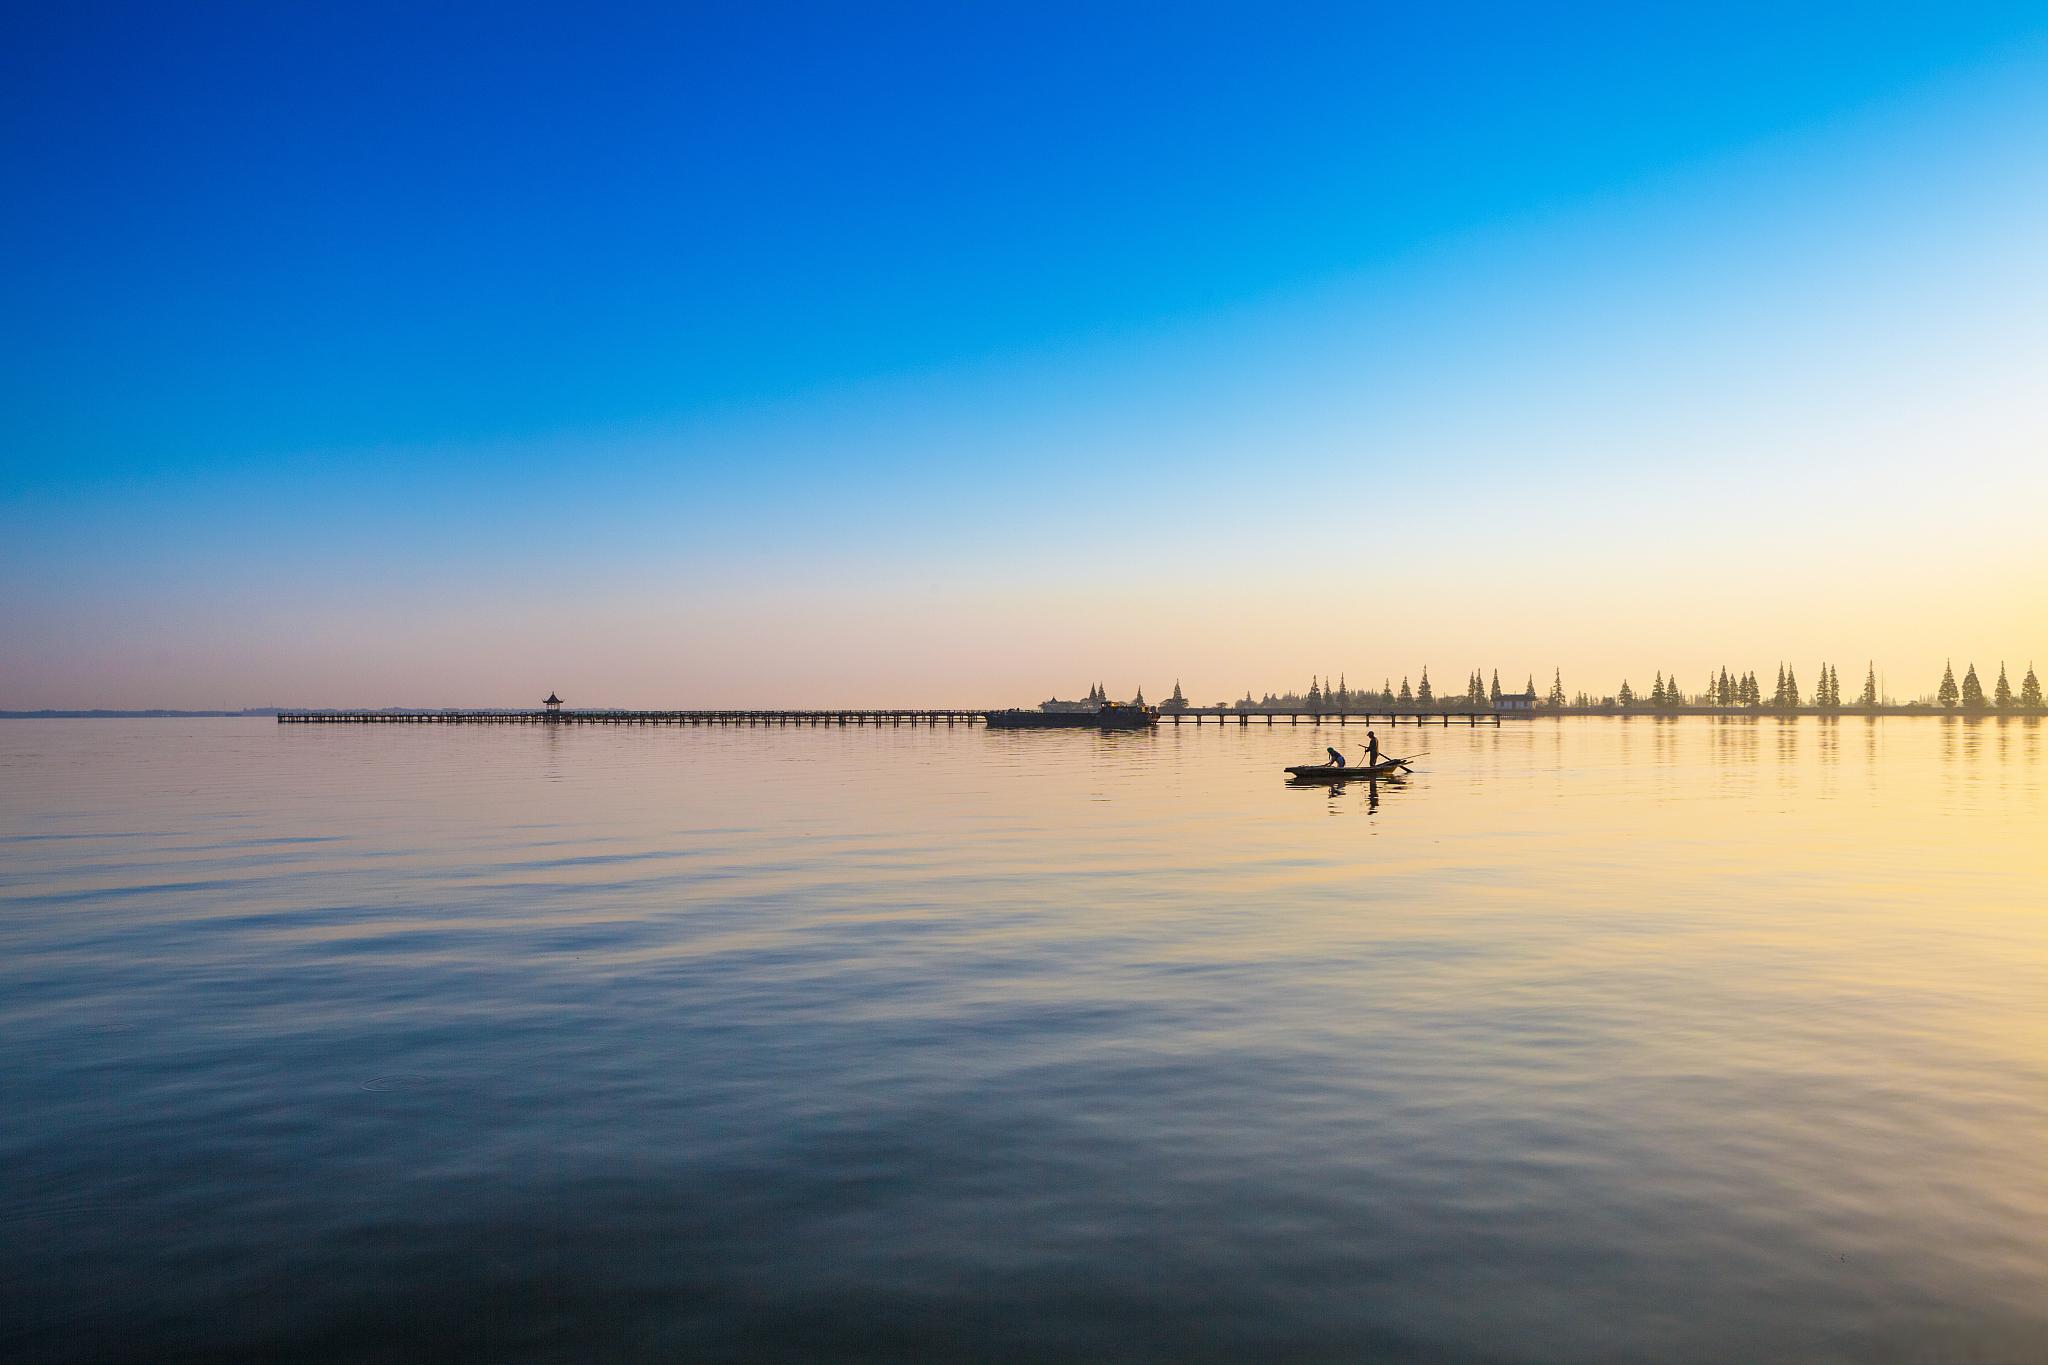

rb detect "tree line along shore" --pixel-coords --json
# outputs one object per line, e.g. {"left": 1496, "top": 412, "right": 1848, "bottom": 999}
{"left": 1138, "top": 660, "right": 2046, "bottom": 715}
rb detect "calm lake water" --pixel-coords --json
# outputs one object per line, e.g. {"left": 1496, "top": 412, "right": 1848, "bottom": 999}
{"left": 2, "top": 716, "right": 2044, "bottom": 1363}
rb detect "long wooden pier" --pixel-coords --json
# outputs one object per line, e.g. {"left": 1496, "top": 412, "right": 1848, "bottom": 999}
{"left": 278, "top": 709, "right": 985, "bottom": 725}
{"left": 277, "top": 708, "right": 1505, "bottom": 726}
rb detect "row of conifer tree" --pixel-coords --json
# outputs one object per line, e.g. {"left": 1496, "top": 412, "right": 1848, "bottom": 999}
{"left": 1662, "top": 661, "right": 2043, "bottom": 710}
{"left": 1932, "top": 660, "right": 2042, "bottom": 710}
{"left": 1180, "top": 660, "right": 2045, "bottom": 711}
{"left": 1236, "top": 669, "right": 1535, "bottom": 711}
{"left": 1552, "top": 659, "right": 2041, "bottom": 710}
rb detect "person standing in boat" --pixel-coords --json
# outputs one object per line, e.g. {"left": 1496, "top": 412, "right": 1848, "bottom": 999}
{"left": 1325, "top": 745, "right": 1347, "bottom": 769}
{"left": 1365, "top": 730, "right": 1380, "bottom": 767}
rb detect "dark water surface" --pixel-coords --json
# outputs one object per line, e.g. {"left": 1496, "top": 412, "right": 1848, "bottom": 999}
{"left": 3, "top": 717, "right": 2044, "bottom": 1363}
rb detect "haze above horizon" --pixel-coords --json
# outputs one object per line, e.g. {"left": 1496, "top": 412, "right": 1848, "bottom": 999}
{"left": 4, "top": 4, "right": 2045, "bottom": 709}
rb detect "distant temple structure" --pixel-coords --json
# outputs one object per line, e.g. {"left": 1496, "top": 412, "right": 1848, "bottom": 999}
{"left": 1040, "top": 682, "right": 1111, "bottom": 713}
{"left": 1495, "top": 690, "right": 1537, "bottom": 714}
{"left": 543, "top": 692, "right": 564, "bottom": 715}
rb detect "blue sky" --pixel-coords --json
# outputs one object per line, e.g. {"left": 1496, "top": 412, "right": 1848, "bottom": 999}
{"left": 4, "top": 3, "right": 2046, "bottom": 705}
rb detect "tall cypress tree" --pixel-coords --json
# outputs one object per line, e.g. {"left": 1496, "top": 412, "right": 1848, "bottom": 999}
{"left": 1961, "top": 663, "right": 1985, "bottom": 709}
{"left": 1617, "top": 680, "right": 1635, "bottom": 708}
{"left": 1938, "top": 661, "right": 1959, "bottom": 708}
{"left": 1490, "top": 670, "right": 1502, "bottom": 705}
{"left": 1994, "top": 663, "right": 2013, "bottom": 709}
{"left": 1416, "top": 669, "right": 1434, "bottom": 706}
{"left": 1397, "top": 677, "right": 1413, "bottom": 706}
{"left": 1650, "top": 673, "right": 1664, "bottom": 707}
{"left": 1547, "top": 669, "right": 1565, "bottom": 708}
{"left": 1860, "top": 663, "right": 1878, "bottom": 708}
{"left": 2021, "top": 664, "right": 2043, "bottom": 709}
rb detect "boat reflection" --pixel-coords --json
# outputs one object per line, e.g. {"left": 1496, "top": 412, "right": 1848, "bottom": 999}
{"left": 1287, "top": 769, "right": 1404, "bottom": 812}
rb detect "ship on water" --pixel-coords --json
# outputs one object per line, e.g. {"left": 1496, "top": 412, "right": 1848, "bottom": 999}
{"left": 987, "top": 685, "right": 1159, "bottom": 731}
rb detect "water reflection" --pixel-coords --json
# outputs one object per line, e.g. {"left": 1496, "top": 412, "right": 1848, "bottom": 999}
{"left": 1288, "top": 770, "right": 1400, "bottom": 814}
{"left": 1, "top": 718, "right": 2044, "bottom": 1363}
{"left": 1775, "top": 714, "right": 1798, "bottom": 788}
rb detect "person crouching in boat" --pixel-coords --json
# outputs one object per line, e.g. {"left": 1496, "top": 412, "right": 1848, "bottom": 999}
{"left": 1325, "top": 745, "right": 1347, "bottom": 769}
{"left": 1365, "top": 731, "right": 1380, "bottom": 766}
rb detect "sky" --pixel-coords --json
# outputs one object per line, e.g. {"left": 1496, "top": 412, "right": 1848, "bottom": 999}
{"left": 3, "top": 2, "right": 2046, "bottom": 708}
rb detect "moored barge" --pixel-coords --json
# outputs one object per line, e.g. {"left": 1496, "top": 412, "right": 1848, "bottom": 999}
{"left": 986, "top": 702, "right": 1159, "bottom": 731}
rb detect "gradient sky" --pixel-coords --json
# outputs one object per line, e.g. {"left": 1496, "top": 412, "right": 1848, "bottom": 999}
{"left": 4, "top": 3, "right": 2046, "bottom": 708}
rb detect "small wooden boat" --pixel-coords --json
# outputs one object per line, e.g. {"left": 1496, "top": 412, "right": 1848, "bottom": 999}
{"left": 1285, "top": 757, "right": 1409, "bottom": 781}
